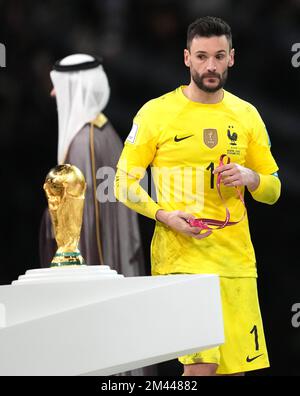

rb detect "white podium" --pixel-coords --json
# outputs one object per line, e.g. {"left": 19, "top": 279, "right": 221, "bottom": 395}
{"left": 0, "top": 267, "right": 224, "bottom": 376}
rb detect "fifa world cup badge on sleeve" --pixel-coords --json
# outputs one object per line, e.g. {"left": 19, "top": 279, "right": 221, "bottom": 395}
{"left": 126, "top": 123, "right": 138, "bottom": 144}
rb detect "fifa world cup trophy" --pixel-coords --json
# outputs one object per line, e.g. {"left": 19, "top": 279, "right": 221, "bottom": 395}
{"left": 43, "top": 164, "right": 86, "bottom": 267}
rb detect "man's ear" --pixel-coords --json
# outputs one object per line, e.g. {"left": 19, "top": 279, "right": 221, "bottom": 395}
{"left": 184, "top": 48, "right": 191, "bottom": 67}
{"left": 228, "top": 48, "right": 235, "bottom": 68}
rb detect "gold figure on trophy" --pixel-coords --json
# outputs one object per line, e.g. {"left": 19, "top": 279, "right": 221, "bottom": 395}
{"left": 43, "top": 164, "right": 86, "bottom": 267}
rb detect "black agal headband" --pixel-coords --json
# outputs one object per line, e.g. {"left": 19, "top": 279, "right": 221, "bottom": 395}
{"left": 53, "top": 55, "right": 103, "bottom": 72}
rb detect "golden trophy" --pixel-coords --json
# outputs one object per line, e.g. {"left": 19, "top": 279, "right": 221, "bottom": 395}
{"left": 43, "top": 164, "right": 86, "bottom": 267}
{"left": 12, "top": 163, "right": 123, "bottom": 283}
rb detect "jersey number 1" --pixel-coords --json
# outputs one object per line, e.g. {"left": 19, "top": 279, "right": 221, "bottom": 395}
{"left": 206, "top": 162, "right": 215, "bottom": 189}
{"left": 250, "top": 325, "right": 259, "bottom": 351}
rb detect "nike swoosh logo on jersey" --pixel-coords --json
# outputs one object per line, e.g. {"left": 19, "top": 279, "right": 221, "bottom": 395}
{"left": 246, "top": 354, "right": 263, "bottom": 362}
{"left": 174, "top": 134, "right": 194, "bottom": 142}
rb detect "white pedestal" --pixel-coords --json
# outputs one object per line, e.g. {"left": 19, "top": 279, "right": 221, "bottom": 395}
{"left": 12, "top": 265, "right": 123, "bottom": 284}
{"left": 0, "top": 269, "right": 224, "bottom": 376}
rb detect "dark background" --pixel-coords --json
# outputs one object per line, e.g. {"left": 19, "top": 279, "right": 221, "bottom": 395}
{"left": 0, "top": 0, "right": 300, "bottom": 376}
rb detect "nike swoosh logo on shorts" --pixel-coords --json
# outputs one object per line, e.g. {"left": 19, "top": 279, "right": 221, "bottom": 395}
{"left": 246, "top": 354, "right": 263, "bottom": 362}
{"left": 174, "top": 134, "right": 194, "bottom": 142}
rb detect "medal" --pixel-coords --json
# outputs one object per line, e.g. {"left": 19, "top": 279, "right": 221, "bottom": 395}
{"left": 188, "top": 154, "right": 246, "bottom": 232}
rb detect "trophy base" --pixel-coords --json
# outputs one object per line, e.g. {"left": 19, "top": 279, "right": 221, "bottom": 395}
{"left": 50, "top": 251, "right": 85, "bottom": 267}
{"left": 12, "top": 265, "right": 124, "bottom": 285}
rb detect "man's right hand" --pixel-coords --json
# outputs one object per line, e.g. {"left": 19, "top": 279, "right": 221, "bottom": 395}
{"left": 155, "top": 209, "right": 212, "bottom": 239}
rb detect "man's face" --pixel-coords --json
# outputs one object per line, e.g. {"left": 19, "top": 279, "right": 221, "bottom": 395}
{"left": 184, "top": 35, "right": 234, "bottom": 93}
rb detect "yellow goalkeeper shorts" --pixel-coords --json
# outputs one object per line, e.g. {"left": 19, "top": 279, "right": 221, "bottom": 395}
{"left": 178, "top": 276, "right": 270, "bottom": 374}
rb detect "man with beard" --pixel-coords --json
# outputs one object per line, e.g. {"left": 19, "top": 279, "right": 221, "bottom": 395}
{"left": 114, "top": 17, "right": 281, "bottom": 376}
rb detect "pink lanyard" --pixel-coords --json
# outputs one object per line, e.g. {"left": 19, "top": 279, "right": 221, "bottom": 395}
{"left": 188, "top": 154, "right": 246, "bottom": 231}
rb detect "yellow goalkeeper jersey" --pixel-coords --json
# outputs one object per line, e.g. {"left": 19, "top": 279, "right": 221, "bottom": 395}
{"left": 116, "top": 86, "right": 279, "bottom": 277}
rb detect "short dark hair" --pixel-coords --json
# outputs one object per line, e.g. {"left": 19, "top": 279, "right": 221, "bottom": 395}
{"left": 187, "top": 16, "right": 232, "bottom": 50}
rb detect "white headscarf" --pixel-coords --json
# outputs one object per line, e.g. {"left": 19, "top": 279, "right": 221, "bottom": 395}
{"left": 50, "top": 54, "right": 110, "bottom": 164}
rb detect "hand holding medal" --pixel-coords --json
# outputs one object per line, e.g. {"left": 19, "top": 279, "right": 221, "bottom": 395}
{"left": 187, "top": 154, "right": 247, "bottom": 235}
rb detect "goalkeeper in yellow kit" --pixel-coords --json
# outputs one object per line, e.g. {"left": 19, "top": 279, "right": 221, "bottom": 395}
{"left": 114, "top": 16, "right": 280, "bottom": 376}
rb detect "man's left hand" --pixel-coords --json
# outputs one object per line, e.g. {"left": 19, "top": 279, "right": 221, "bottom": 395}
{"left": 213, "top": 162, "right": 260, "bottom": 191}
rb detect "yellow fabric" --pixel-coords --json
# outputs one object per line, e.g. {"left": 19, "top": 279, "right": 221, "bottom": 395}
{"left": 251, "top": 174, "right": 281, "bottom": 205}
{"left": 115, "top": 86, "right": 279, "bottom": 277}
{"left": 114, "top": 170, "right": 162, "bottom": 220}
{"left": 178, "top": 277, "right": 270, "bottom": 375}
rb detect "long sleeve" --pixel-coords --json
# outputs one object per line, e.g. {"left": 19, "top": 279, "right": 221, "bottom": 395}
{"left": 244, "top": 105, "right": 280, "bottom": 205}
{"left": 114, "top": 100, "right": 163, "bottom": 220}
{"left": 250, "top": 173, "right": 281, "bottom": 205}
{"left": 114, "top": 168, "right": 161, "bottom": 220}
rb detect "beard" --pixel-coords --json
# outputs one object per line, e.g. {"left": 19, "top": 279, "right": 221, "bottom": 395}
{"left": 191, "top": 68, "right": 228, "bottom": 93}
